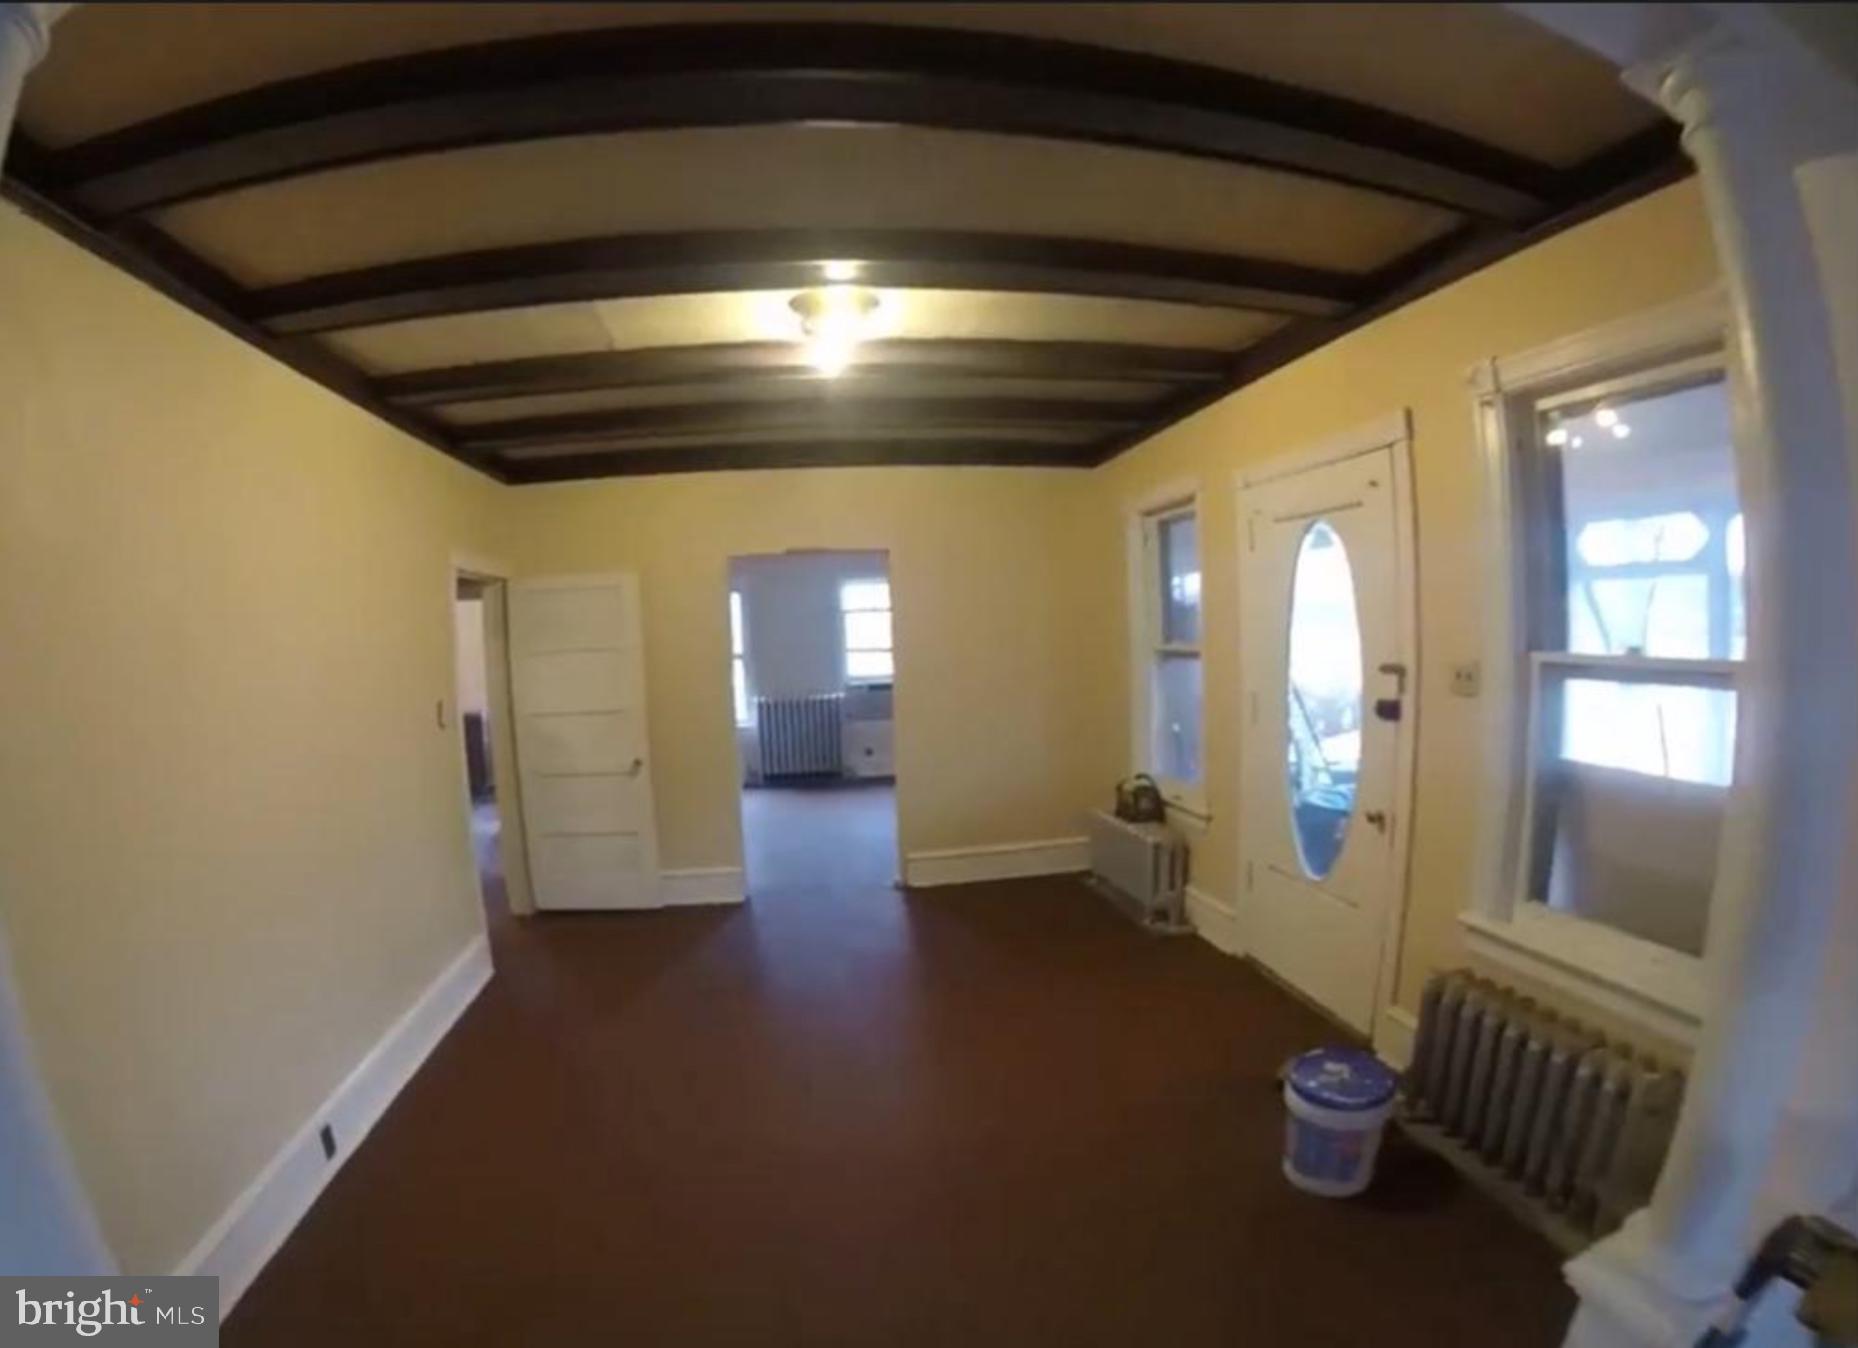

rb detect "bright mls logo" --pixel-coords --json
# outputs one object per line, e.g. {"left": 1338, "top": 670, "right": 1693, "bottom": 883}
{"left": 2, "top": 1277, "right": 216, "bottom": 1344}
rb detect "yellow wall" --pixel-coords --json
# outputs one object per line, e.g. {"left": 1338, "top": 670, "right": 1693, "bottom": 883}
{"left": 0, "top": 174, "right": 1721, "bottom": 1279}
{"left": 1079, "top": 179, "right": 1722, "bottom": 1021}
{"left": 0, "top": 202, "right": 503, "bottom": 1272}
{"left": 500, "top": 468, "right": 1104, "bottom": 871}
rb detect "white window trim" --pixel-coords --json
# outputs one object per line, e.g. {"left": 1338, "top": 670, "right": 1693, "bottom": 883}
{"left": 1465, "top": 287, "right": 1731, "bottom": 1045}
{"left": 839, "top": 576, "right": 893, "bottom": 687}
{"left": 1127, "top": 480, "right": 1207, "bottom": 818}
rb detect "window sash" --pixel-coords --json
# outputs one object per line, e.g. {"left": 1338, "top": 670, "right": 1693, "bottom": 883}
{"left": 1138, "top": 501, "right": 1203, "bottom": 795}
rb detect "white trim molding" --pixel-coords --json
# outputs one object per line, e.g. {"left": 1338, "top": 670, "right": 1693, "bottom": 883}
{"left": 178, "top": 934, "right": 492, "bottom": 1316}
{"left": 1184, "top": 886, "right": 1242, "bottom": 956}
{"left": 1374, "top": 1005, "right": 1419, "bottom": 1072}
{"left": 1462, "top": 911, "right": 1703, "bottom": 1048}
{"left": 659, "top": 867, "right": 747, "bottom": 906}
{"left": 903, "top": 837, "right": 1089, "bottom": 888}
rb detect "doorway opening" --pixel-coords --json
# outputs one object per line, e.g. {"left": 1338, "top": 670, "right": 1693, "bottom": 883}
{"left": 730, "top": 551, "right": 900, "bottom": 898}
{"left": 455, "top": 576, "right": 506, "bottom": 921}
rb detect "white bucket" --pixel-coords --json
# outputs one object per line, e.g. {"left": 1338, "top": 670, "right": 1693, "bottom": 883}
{"left": 1282, "top": 1073, "right": 1395, "bottom": 1198}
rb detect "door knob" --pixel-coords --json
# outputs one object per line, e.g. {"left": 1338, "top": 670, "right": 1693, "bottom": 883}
{"left": 625, "top": 757, "right": 645, "bottom": 777}
{"left": 1364, "top": 809, "right": 1388, "bottom": 833}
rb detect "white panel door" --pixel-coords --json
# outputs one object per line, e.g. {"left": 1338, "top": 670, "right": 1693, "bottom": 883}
{"left": 1238, "top": 447, "right": 1410, "bottom": 1033}
{"left": 509, "top": 574, "right": 660, "bottom": 910}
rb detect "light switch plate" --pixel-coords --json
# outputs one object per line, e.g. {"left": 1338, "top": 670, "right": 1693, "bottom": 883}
{"left": 1450, "top": 662, "right": 1481, "bottom": 698}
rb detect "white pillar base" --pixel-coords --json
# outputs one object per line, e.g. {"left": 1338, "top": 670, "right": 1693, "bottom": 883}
{"left": 1564, "top": 1214, "right": 1818, "bottom": 1348}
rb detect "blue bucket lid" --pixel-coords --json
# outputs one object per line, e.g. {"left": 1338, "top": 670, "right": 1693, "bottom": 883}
{"left": 1285, "top": 1046, "right": 1397, "bottom": 1111}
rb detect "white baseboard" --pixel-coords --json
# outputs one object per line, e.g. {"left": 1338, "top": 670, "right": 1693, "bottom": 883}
{"left": 1184, "top": 886, "right": 1242, "bottom": 956}
{"left": 177, "top": 933, "right": 493, "bottom": 1316}
{"left": 1375, "top": 1004, "right": 1419, "bottom": 1071}
{"left": 659, "top": 867, "right": 747, "bottom": 906}
{"left": 903, "top": 837, "right": 1089, "bottom": 888}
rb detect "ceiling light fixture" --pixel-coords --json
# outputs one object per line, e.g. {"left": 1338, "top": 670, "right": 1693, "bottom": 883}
{"left": 1545, "top": 427, "right": 1570, "bottom": 447}
{"left": 1612, "top": 423, "right": 1632, "bottom": 439}
{"left": 1595, "top": 406, "right": 1620, "bottom": 428}
{"left": 790, "top": 286, "right": 883, "bottom": 378}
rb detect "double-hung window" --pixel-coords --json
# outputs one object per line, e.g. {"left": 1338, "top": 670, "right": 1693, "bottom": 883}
{"left": 1137, "top": 500, "right": 1204, "bottom": 808}
{"left": 840, "top": 578, "right": 893, "bottom": 684}
{"left": 730, "top": 590, "right": 751, "bottom": 726}
{"left": 1471, "top": 298, "right": 1741, "bottom": 1034}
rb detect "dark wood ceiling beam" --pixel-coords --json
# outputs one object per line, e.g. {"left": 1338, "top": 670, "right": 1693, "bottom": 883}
{"left": 1082, "top": 124, "right": 1693, "bottom": 467}
{"left": 250, "top": 231, "right": 1359, "bottom": 335}
{"left": 47, "top": 23, "right": 1554, "bottom": 223}
{"left": 0, "top": 137, "right": 498, "bottom": 480}
{"left": 461, "top": 397, "right": 1144, "bottom": 453}
{"left": 501, "top": 438, "right": 1097, "bottom": 483}
{"left": 378, "top": 339, "right": 1231, "bottom": 407}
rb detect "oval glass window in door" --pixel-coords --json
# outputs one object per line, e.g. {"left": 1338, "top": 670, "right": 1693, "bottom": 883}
{"left": 1285, "top": 521, "right": 1364, "bottom": 879}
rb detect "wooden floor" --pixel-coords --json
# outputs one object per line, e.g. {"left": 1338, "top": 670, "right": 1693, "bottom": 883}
{"left": 225, "top": 788, "right": 1572, "bottom": 1345}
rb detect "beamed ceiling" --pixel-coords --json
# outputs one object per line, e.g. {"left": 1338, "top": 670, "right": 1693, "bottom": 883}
{"left": 5, "top": 3, "right": 1683, "bottom": 483}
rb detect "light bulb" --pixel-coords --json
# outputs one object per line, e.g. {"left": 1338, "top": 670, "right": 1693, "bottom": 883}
{"left": 1611, "top": 423, "right": 1631, "bottom": 439}
{"left": 1595, "top": 407, "right": 1619, "bottom": 428}
{"left": 808, "top": 336, "right": 854, "bottom": 377}
{"left": 1545, "top": 427, "right": 1570, "bottom": 447}
{"left": 821, "top": 260, "right": 860, "bottom": 283}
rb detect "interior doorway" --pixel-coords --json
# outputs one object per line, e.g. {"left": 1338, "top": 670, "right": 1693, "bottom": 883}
{"left": 729, "top": 550, "right": 901, "bottom": 898}
{"left": 454, "top": 575, "right": 506, "bottom": 920}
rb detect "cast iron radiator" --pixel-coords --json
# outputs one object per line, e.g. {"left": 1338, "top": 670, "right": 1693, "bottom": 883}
{"left": 755, "top": 693, "right": 844, "bottom": 779}
{"left": 1402, "top": 969, "right": 1687, "bottom": 1250}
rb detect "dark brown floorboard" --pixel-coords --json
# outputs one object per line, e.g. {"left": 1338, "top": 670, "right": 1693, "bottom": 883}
{"left": 226, "top": 798, "right": 1572, "bottom": 1346}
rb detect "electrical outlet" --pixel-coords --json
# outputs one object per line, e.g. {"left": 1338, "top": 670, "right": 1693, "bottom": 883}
{"left": 319, "top": 1124, "right": 337, "bottom": 1161}
{"left": 1450, "top": 662, "right": 1482, "bottom": 698}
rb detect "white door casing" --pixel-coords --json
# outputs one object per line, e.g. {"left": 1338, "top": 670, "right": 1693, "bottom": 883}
{"left": 508, "top": 574, "right": 661, "bottom": 910}
{"left": 1237, "top": 419, "right": 1417, "bottom": 1035}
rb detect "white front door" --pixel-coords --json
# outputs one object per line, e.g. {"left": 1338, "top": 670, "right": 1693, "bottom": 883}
{"left": 1238, "top": 440, "right": 1412, "bottom": 1034}
{"left": 508, "top": 573, "right": 661, "bottom": 910}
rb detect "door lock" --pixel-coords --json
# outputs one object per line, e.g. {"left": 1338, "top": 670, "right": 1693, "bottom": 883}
{"left": 1364, "top": 809, "right": 1389, "bottom": 833}
{"left": 1373, "top": 697, "right": 1402, "bottom": 722}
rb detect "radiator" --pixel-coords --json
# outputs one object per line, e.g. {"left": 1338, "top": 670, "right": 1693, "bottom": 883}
{"left": 1403, "top": 970, "right": 1686, "bottom": 1247}
{"left": 1087, "top": 810, "right": 1189, "bottom": 930}
{"left": 756, "top": 693, "right": 844, "bottom": 779}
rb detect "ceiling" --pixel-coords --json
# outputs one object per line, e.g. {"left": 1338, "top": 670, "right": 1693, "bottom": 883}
{"left": 5, "top": 3, "right": 1683, "bottom": 483}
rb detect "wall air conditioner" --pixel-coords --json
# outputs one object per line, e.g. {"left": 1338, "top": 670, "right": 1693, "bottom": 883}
{"left": 1087, "top": 809, "right": 1190, "bottom": 932}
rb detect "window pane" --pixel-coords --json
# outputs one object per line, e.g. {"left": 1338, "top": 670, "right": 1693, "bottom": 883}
{"left": 846, "top": 649, "right": 894, "bottom": 681}
{"left": 732, "top": 657, "right": 749, "bottom": 725}
{"left": 729, "top": 591, "right": 745, "bottom": 658}
{"left": 1544, "top": 373, "right": 1741, "bottom": 660}
{"left": 843, "top": 610, "right": 892, "bottom": 652}
{"left": 842, "top": 579, "right": 890, "bottom": 612}
{"left": 1532, "top": 675, "right": 1733, "bottom": 956}
{"left": 1285, "top": 521, "right": 1362, "bottom": 879}
{"left": 1569, "top": 575, "right": 1711, "bottom": 658}
{"left": 1158, "top": 513, "right": 1201, "bottom": 645}
{"left": 1560, "top": 677, "right": 1737, "bottom": 787}
{"left": 1150, "top": 653, "right": 1202, "bottom": 784}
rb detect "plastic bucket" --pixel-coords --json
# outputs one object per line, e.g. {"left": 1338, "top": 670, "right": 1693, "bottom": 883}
{"left": 1281, "top": 1047, "right": 1398, "bottom": 1198}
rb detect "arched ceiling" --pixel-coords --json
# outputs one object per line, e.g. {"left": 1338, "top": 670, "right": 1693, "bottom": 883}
{"left": 5, "top": 2, "right": 1681, "bottom": 482}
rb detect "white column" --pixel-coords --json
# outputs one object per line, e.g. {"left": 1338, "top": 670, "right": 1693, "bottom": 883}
{"left": 0, "top": 0, "right": 112, "bottom": 1276}
{"left": 1545, "top": 11, "right": 1858, "bottom": 1348}
{"left": 0, "top": 3, "right": 62, "bottom": 155}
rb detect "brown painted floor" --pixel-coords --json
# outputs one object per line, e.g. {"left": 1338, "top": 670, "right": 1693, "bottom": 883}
{"left": 226, "top": 788, "right": 1573, "bottom": 1346}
